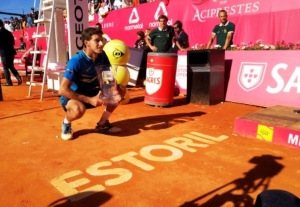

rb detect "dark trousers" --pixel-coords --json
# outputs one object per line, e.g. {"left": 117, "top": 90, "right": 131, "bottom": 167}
{"left": 255, "top": 189, "right": 300, "bottom": 207}
{"left": 1, "top": 55, "right": 20, "bottom": 84}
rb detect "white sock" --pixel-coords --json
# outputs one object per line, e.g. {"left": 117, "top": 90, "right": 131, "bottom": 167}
{"left": 63, "top": 117, "right": 70, "bottom": 124}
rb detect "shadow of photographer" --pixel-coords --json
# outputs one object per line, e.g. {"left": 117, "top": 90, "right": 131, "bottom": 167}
{"left": 179, "top": 154, "right": 284, "bottom": 207}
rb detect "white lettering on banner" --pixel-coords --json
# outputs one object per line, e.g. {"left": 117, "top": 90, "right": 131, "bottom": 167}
{"left": 24, "top": 32, "right": 29, "bottom": 41}
{"left": 266, "top": 65, "right": 300, "bottom": 94}
{"left": 145, "top": 67, "right": 163, "bottom": 95}
{"left": 266, "top": 63, "right": 287, "bottom": 94}
{"left": 124, "top": 23, "right": 144, "bottom": 31}
{"left": 212, "top": 0, "right": 228, "bottom": 5}
{"left": 124, "top": 7, "right": 143, "bottom": 30}
{"left": 66, "top": 0, "right": 88, "bottom": 57}
{"left": 64, "top": 23, "right": 68, "bottom": 36}
{"left": 102, "top": 22, "right": 114, "bottom": 29}
{"left": 288, "top": 134, "right": 300, "bottom": 146}
{"left": 176, "top": 68, "right": 187, "bottom": 78}
{"left": 284, "top": 67, "right": 300, "bottom": 92}
{"left": 50, "top": 132, "right": 229, "bottom": 201}
{"left": 192, "top": 2, "right": 260, "bottom": 22}
{"left": 74, "top": 5, "right": 84, "bottom": 50}
{"left": 148, "top": 20, "right": 173, "bottom": 28}
{"left": 238, "top": 62, "right": 267, "bottom": 91}
{"left": 219, "top": 0, "right": 228, "bottom": 5}
{"left": 176, "top": 55, "right": 188, "bottom": 91}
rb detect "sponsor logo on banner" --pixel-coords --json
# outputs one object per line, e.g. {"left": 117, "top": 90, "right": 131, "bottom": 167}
{"left": 149, "top": 2, "right": 173, "bottom": 28}
{"left": 129, "top": 8, "right": 139, "bottom": 24}
{"left": 146, "top": 68, "right": 163, "bottom": 95}
{"left": 154, "top": 2, "right": 168, "bottom": 19}
{"left": 102, "top": 22, "right": 114, "bottom": 29}
{"left": 24, "top": 32, "right": 29, "bottom": 41}
{"left": 66, "top": 0, "right": 89, "bottom": 57}
{"left": 266, "top": 64, "right": 300, "bottom": 94}
{"left": 192, "top": 1, "right": 260, "bottom": 22}
{"left": 124, "top": 8, "right": 143, "bottom": 30}
{"left": 212, "top": 0, "right": 228, "bottom": 5}
{"left": 256, "top": 125, "right": 274, "bottom": 142}
{"left": 288, "top": 133, "right": 300, "bottom": 146}
{"left": 111, "top": 48, "right": 125, "bottom": 61}
{"left": 238, "top": 62, "right": 267, "bottom": 91}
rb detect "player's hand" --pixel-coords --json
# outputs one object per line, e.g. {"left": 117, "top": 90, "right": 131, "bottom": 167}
{"left": 151, "top": 46, "right": 158, "bottom": 52}
{"left": 89, "top": 91, "right": 104, "bottom": 107}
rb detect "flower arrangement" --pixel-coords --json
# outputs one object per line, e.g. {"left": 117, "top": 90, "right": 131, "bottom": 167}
{"left": 191, "top": 40, "right": 300, "bottom": 50}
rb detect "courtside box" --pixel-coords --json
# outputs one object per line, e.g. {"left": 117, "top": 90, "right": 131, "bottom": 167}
{"left": 144, "top": 52, "right": 178, "bottom": 106}
{"left": 187, "top": 49, "right": 225, "bottom": 105}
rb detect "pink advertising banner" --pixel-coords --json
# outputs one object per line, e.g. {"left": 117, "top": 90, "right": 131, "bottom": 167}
{"left": 94, "top": 0, "right": 300, "bottom": 48}
{"left": 13, "top": 0, "right": 300, "bottom": 50}
{"left": 10, "top": 0, "right": 300, "bottom": 108}
{"left": 225, "top": 51, "right": 300, "bottom": 107}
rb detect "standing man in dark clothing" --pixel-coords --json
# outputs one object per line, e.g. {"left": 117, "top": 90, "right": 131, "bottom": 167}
{"left": 207, "top": 10, "right": 235, "bottom": 50}
{"left": 0, "top": 20, "right": 22, "bottom": 86}
{"left": 172, "top": 20, "right": 189, "bottom": 53}
{"left": 17, "top": 37, "right": 27, "bottom": 50}
{"left": 145, "top": 14, "right": 175, "bottom": 53}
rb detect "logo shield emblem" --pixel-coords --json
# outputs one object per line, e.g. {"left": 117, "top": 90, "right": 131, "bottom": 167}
{"left": 238, "top": 62, "right": 267, "bottom": 91}
{"left": 146, "top": 68, "right": 163, "bottom": 95}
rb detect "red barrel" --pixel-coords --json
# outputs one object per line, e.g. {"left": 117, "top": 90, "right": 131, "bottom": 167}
{"left": 144, "top": 52, "right": 178, "bottom": 106}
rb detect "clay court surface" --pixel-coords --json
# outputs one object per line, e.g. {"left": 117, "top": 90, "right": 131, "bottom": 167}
{"left": 0, "top": 84, "right": 299, "bottom": 207}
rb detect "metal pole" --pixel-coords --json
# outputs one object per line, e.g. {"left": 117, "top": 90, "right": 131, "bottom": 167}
{"left": 33, "top": 0, "right": 37, "bottom": 10}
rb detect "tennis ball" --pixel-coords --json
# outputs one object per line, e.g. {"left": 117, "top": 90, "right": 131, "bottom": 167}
{"left": 121, "top": 88, "right": 130, "bottom": 105}
{"left": 103, "top": 39, "right": 130, "bottom": 65}
{"left": 111, "top": 65, "right": 130, "bottom": 86}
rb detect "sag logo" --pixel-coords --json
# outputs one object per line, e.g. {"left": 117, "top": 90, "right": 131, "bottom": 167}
{"left": 146, "top": 68, "right": 163, "bottom": 95}
{"left": 154, "top": 2, "right": 168, "bottom": 20}
{"left": 148, "top": 67, "right": 154, "bottom": 76}
{"left": 238, "top": 62, "right": 267, "bottom": 91}
{"left": 129, "top": 8, "right": 139, "bottom": 24}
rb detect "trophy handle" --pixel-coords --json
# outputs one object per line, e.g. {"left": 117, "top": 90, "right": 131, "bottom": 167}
{"left": 110, "top": 65, "right": 118, "bottom": 79}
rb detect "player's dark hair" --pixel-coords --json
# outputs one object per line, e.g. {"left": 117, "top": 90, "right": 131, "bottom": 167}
{"left": 218, "top": 10, "right": 227, "bottom": 16}
{"left": 82, "top": 27, "right": 104, "bottom": 47}
{"left": 158, "top": 14, "right": 168, "bottom": 22}
{"left": 137, "top": 31, "right": 145, "bottom": 39}
{"left": 174, "top": 20, "right": 183, "bottom": 29}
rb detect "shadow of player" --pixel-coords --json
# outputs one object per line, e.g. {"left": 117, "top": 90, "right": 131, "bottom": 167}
{"left": 48, "top": 191, "right": 112, "bottom": 207}
{"left": 73, "top": 111, "right": 205, "bottom": 139}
